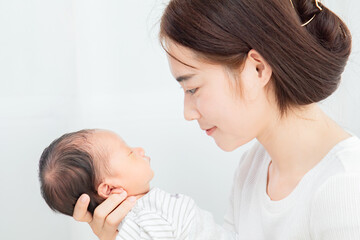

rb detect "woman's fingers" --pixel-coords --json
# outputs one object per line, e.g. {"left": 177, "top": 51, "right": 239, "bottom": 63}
{"left": 73, "top": 194, "right": 93, "bottom": 223}
{"left": 90, "top": 191, "right": 128, "bottom": 237}
{"left": 100, "top": 196, "right": 137, "bottom": 240}
{"left": 104, "top": 196, "right": 137, "bottom": 229}
{"left": 73, "top": 191, "right": 137, "bottom": 240}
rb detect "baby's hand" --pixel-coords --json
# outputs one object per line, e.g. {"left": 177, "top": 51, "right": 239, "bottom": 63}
{"left": 73, "top": 190, "right": 137, "bottom": 240}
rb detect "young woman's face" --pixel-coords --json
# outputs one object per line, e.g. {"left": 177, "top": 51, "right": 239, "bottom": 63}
{"left": 166, "top": 42, "right": 275, "bottom": 151}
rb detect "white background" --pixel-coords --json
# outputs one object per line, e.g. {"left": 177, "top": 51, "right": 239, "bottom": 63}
{"left": 0, "top": 0, "right": 359, "bottom": 239}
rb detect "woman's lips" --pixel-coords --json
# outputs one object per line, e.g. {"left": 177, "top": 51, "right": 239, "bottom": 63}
{"left": 206, "top": 127, "right": 217, "bottom": 136}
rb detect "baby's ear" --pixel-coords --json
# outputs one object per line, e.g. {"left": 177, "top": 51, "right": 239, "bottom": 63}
{"left": 97, "top": 183, "right": 111, "bottom": 199}
{"left": 97, "top": 182, "right": 124, "bottom": 199}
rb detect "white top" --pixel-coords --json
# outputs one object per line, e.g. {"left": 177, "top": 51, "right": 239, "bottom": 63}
{"left": 117, "top": 187, "right": 197, "bottom": 239}
{"left": 223, "top": 136, "right": 360, "bottom": 240}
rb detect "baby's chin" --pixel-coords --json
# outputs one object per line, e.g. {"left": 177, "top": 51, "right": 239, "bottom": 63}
{"left": 125, "top": 190, "right": 149, "bottom": 200}
{"left": 123, "top": 184, "right": 151, "bottom": 197}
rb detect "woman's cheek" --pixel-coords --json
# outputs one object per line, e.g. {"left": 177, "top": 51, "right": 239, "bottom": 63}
{"left": 197, "top": 93, "right": 215, "bottom": 115}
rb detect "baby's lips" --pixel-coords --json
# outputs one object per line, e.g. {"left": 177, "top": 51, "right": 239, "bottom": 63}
{"left": 144, "top": 156, "right": 151, "bottom": 163}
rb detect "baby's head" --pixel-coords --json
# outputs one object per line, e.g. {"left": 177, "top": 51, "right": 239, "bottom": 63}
{"left": 39, "top": 129, "right": 154, "bottom": 216}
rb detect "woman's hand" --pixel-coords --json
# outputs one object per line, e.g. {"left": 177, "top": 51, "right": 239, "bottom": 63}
{"left": 73, "top": 191, "right": 137, "bottom": 240}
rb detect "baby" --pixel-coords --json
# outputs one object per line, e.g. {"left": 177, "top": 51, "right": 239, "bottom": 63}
{"left": 39, "top": 129, "right": 236, "bottom": 239}
{"left": 39, "top": 129, "right": 198, "bottom": 239}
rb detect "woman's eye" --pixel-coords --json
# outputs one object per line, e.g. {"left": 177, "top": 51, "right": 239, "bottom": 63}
{"left": 186, "top": 88, "right": 198, "bottom": 94}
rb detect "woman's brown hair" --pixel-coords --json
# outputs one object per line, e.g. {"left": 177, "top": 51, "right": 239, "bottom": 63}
{"left": 160, "top": 0, "right": 352, "bottom": 115}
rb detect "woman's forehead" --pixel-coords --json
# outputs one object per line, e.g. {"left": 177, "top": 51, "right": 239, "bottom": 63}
{"left": 166, "top": 41, "right": 200, "bottom": 68}
{"left": 166, "top": 41, "right": 227, "bottom": 77}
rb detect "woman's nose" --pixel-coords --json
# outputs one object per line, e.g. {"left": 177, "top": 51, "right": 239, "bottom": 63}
{"left": 183, "top": 95, "right": 201, "bottom": 121}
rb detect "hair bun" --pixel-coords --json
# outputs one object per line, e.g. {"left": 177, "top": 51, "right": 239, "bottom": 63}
{"left": 294, "top": 0, "right": 351, "bottom": 55}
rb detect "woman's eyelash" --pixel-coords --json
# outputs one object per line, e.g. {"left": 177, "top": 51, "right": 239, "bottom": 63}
{"left": 185, "top": 88, "right": 198, "bottom": 94}
{"left": 179, "top": 86, "right": 198, "bottom": 95}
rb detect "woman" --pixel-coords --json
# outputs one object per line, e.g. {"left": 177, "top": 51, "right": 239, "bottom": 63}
{"left": 72, "top": 0, "right": 360, "bottom": 239}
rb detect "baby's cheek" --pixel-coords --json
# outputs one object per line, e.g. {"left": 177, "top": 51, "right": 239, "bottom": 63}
{"left": 111, "top": 188, "right": 123, "bottom": 194}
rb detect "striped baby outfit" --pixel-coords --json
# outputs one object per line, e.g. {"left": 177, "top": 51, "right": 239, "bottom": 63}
{"left": 117, "top": 187, "right": 197, "bottom": 240}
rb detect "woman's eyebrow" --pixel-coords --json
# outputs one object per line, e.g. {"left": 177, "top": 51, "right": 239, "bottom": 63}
{"left": 176, "top": 74, "right": 195, "bottom": 82}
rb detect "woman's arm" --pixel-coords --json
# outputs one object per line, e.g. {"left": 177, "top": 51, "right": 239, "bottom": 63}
{"left": 189, "top": 207, "right": 238, "bottom": 239}
{"left": 73, "top": 191, "right": 137, "bottom": 240}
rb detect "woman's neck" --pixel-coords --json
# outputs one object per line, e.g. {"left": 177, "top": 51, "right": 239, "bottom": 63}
{"left": 258, "top": 104, "right": 350, "bottom": 181}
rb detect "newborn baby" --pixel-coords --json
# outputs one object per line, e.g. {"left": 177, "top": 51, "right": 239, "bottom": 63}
{"left": 39, "top": 129, "right": 235, "bottom": 239}
{"left": 39, "top": 129, "right": 198, "bottom": 239}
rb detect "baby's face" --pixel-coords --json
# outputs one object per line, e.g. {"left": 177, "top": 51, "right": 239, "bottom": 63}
{"left": 92, "top": 130, "right": 154, "bottom": 196}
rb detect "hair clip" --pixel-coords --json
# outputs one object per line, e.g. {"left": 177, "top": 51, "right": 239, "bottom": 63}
{"left": 315, "top": 0, "right": 323, "bottom": 11}
{"left": 289, "top": 0, "right": 323, "bottom": 27}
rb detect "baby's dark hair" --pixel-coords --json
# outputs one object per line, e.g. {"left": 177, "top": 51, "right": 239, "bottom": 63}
{"left": 39, "top": 129, "right": 106, "bottom": 216}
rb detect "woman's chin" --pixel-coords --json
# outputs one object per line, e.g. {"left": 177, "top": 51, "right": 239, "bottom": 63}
{"left": 214, "top": 140, "right": 239, "bottom": 152}
{"left": 214, "top": 137, "right": 252, "bottom": 152}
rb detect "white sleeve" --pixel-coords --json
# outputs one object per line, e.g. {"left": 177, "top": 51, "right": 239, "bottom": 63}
{"left": 189, "top": 207, "right": 238, "bottom": 240}
{"left": 310, "top": 174, "right": 360, "bottom": 240}
{"left": 223, "top": 164, "right": 239, "bottom": 233}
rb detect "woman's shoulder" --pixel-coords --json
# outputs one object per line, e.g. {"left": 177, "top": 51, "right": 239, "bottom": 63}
{"left": 309, "top": 136, "right": 360, "bottom": 230}
{"left": 309, "top": 172, "right": 360, "bottom": 236}
{"left": 332, "top": 135, "right": 360, "bottom": 174}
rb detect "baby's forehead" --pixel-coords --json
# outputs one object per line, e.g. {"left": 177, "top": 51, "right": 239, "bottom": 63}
{"left": 90, "top": 130, "right": 129, "bottom": 153}
{"left": 86, "top": 130, "right": 129, "bottom": 173}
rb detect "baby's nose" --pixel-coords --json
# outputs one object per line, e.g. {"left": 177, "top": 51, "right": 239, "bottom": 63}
{"left": 133, "top": 147, "right": 145, "bottom": 157}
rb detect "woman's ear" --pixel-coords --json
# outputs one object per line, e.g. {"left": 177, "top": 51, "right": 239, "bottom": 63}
{"left": 239, "top": 49, "right": 273, "bottom": 101}
{"left": 97, "top": 182, "right": 124, "bottom": 199}
{"left": 247, "top": 49, "right": 272, "bottom": 86}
